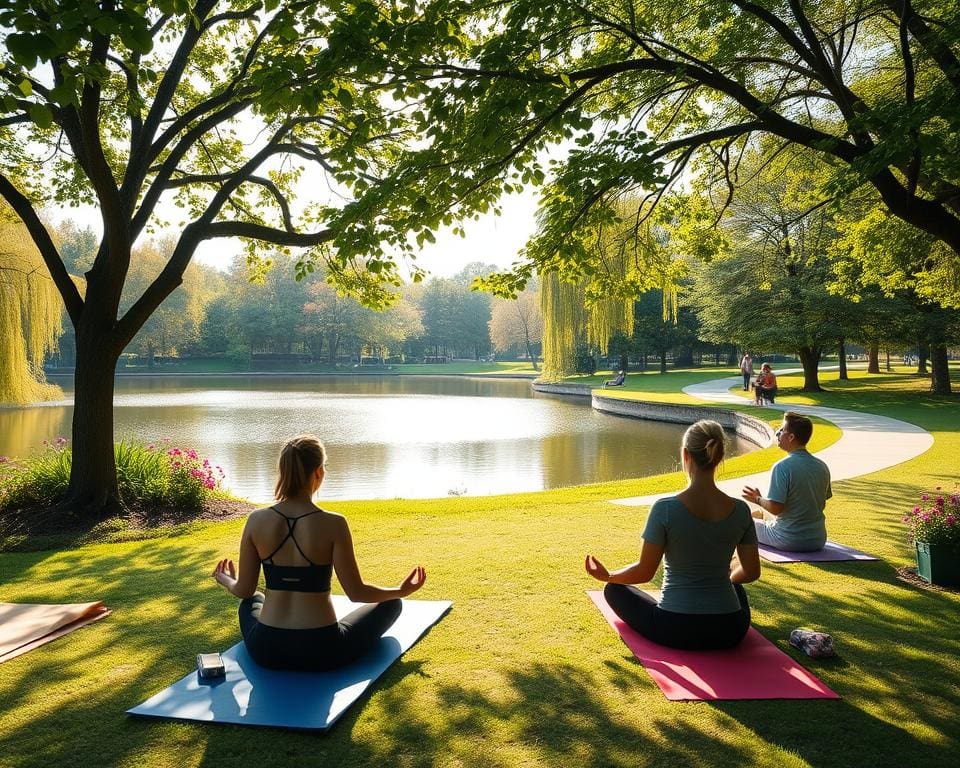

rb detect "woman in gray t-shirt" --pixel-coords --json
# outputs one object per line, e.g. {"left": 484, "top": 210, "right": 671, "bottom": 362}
{"left": 586, "top": 420, "right": 762, "bottom": 650}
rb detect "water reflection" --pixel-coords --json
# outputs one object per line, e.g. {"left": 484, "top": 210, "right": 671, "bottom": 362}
{"left": 0, "top": 375, "right": 750, "bottom": 502}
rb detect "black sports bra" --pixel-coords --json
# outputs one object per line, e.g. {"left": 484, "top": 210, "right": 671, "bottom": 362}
{"left": 261, "top": 507, "right": 333, "bottom": 593}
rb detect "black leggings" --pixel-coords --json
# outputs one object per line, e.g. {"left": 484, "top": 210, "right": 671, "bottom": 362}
{"left": 238, "top": 593, "right": 402, "bottom": 671}
{"left": 604, "top": 583, "right": 751, "bottom": 651}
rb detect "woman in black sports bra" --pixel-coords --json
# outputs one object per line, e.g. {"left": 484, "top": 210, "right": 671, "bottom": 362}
{"left": 211, "top": 434, "right": 426, "bottom": 671}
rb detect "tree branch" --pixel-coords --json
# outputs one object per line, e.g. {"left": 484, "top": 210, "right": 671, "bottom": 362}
{"left": 200, "top": 220, "right": 334, "bottom": 245}
{"left": 882, "top": 0, "right": 960, "bottom": 94}
{"left": 165, "top": 172, "right": 296, "bottom": 231}
{"left": 124, "top": 0, "right": 220, "bottom": 203}
{"left": 131, "top": 99, "right": 251, "bottom": 236}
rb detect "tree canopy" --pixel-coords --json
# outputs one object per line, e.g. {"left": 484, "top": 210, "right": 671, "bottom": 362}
{"left": 326, "top": 2, "right": 960, "bottom": 297}
{"left": 0, "top": 0, "right": 437, "bottom": 512}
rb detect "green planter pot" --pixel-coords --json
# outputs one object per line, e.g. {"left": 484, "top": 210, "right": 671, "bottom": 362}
{"left": 915, "top": 541, "right": 960, "bottom": 587}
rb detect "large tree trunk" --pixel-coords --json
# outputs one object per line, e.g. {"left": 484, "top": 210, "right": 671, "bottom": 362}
{"left": 867, "top": 341, "right": 881, "bottom": 373}
{"left": 918, "top": 342, "right": 929, "bottom": 374}
{"left": 797, "top": 346, "right": 823, "bottom": 391}
{"left": 930, "top": 345, "right": 952, "bottom": 395}
{"left": 838, "top": 340, "right": 848, "bottom": 380}
{"left": 63, "top": 326, "right": 122, "bottom": 516}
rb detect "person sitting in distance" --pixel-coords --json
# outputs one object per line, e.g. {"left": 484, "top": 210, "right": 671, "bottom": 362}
{"left": 604, "top": 370, "right": 626, "bottom": 387}
{"left": 211, "top": 435, "right": 426, "bottom": 671}
{"left": 742, "top": 412, "right": 831, "bottom": 552}
{"left": 585, "top": 420, "right": 761, "bottom": 650}
{"left": 755, "top": 363, "right": 777, "bottom": 404}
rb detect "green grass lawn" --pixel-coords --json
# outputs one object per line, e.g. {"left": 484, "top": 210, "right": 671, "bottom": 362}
{"left": 115, "top": 359, "right": 539, "bottom": 376}
{"left": 0, "top": 369, "right": 957, "bottom": 767}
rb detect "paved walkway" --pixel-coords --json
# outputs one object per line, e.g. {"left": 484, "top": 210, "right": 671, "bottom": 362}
{"left": 611, "top": 372, "right": 934, "bottom": 506}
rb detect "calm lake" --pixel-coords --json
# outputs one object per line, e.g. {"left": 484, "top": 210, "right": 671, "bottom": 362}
{"left": 1, "top": 375, "right": 752, "bottom": 502}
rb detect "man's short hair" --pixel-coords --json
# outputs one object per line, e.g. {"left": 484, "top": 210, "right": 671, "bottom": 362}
{"left": 783, "top": 412, "right": 813, "bottom": 445}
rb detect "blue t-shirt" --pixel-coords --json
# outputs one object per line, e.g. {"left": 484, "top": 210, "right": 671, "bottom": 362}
{"left": 642, "top": 496, "right": 757, "bottom": 614}
{"left": 765, "top": 449, "right": 831, "bottom": 551}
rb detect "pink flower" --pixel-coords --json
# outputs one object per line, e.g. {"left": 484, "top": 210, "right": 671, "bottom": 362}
{"left": 55, "top": 436, "right": 68, "bottom": 446}
{"left": 920, "top": 494, "right": 929, "bottom": 502}
{"left": 0, "top": 456, "right": 8, "bottom": 464}
{"left": 186, "top": 449, "right": 198, "bottom": 460}
{"left": 947, "top": 516, "right": 957, "bottom": 526}
{"left": 147, "top": 443, "right": 156, "bottom": 451}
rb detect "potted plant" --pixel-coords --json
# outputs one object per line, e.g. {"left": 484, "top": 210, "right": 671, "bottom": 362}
{"left": 903, "top": 489, "right": 960, "bottom": 587}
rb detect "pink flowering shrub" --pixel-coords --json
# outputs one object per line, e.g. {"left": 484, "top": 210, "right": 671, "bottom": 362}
{"left": 145, "top": 443, "right": 226, "bottom": 507}
{"left": 0, "top": 438, "right": 227, "bottom": 511}
{"left": 903, "top": 487, "right": 960, "bottom": 546}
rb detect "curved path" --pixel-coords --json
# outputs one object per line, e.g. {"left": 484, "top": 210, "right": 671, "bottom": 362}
{"left": 611, "top": 371, "right": 934, "bottom": 506}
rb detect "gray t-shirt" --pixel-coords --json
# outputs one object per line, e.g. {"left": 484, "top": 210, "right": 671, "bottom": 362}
{"left": 764, "top": 449, "right": 832, "bottom": 550}
{"left": 641, "top": 496, "right": 757, "bottom": 614}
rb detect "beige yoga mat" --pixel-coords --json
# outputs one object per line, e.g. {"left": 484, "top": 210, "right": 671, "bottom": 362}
{"left": 0, "top": 602, "right": 111, "bottom": 663}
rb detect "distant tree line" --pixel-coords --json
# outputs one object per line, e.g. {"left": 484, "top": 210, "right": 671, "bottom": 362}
{"left": 47, "top": 225, "right": 525, "bottom": 368}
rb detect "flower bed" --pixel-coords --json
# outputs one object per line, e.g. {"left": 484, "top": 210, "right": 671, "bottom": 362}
{"left": 0, "top": 437, "right": 226, "bottom": 511}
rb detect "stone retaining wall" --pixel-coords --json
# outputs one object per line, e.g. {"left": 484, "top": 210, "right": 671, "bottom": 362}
{"left": 591, "top": 394, "right": 774, "bottom": 447}
{"left": 533, "top": 382, "right": 774, "bottom": 447}
{"left": 530, "top": 382, "right": 594, "bottom": 397}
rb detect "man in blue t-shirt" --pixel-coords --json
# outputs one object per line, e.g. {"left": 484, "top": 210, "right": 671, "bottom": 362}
{"left": 741, "top": 412, "right": 831, "bottom": 551}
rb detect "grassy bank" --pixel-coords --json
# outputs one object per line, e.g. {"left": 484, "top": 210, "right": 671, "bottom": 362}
{"left": 0, "top": 370, "right": 957, "bottom": 767}
{"left": 93, "top": 360, "right": 541, "bottom": 377}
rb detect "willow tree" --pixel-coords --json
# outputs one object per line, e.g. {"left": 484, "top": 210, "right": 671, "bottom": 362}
{"left": 535, "top": 198, "right": 678, "bottom": 379}
{"left": 0, "top": 1, "right": 418, "bottom": 516}
{"left": 0, "top": 211, "right": 62, "bottom": 404}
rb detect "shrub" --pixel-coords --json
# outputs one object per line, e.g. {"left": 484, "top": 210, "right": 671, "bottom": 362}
{"left": 903, "top": 488, "right": 960, "bottom": 546}
{"left": 0, "top": 438, "right": 226, "bottom": 511}
{"left": 574, "top": 344, "right": 597, "bottom": 375}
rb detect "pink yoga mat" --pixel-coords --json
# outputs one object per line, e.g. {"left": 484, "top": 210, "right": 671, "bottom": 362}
{"left": 588, "top": 591, "right": 838, "bottom": 701}
{"left": 759, "top": 541, "right": 878, "bottom": 563}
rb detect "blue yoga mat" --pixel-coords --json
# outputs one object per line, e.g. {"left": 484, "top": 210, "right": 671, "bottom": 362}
{"left": 127, "top": 597, "right": 451, "bottom": 731}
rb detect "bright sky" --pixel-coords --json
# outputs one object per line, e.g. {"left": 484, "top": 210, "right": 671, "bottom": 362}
{"left": 53, "top": 187, "right": 541, "bottom": 280}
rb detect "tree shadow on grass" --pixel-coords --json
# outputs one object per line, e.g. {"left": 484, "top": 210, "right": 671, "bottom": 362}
{"left": 362, "top": 659, "right": 758, "bottom": 768}
{"left": 0, "top": 538, "right": 239, "bottom": 768}
{"left": 713, "top": 696, "right": 955, "bottom": 768}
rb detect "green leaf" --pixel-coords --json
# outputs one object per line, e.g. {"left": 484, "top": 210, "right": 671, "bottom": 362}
{"left": 18, "top": 79, "right": 33, "bottom": 98}
{"left": 6, "top": 34, "right": 38, "bottom": 69}
{"left": 29, "top": 103, "right": 53, "bottom": 129}
{"left": 92, "top": 16, "right": 120, "bottom": 36}
{"left": 120, "top": 21, "right": 155, "bottom": 54}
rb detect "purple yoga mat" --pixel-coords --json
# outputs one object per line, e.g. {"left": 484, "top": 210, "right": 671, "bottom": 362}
{"left": 588, "top": 591, "right": 839, "bottom": 701}
{"left": 758, "top": 541, "right": 878, "bottom": 563}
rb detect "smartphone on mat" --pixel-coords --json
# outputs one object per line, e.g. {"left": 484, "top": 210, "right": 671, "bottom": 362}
{"left": 196, "top": 652, "right": 226, "bottom": 678}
